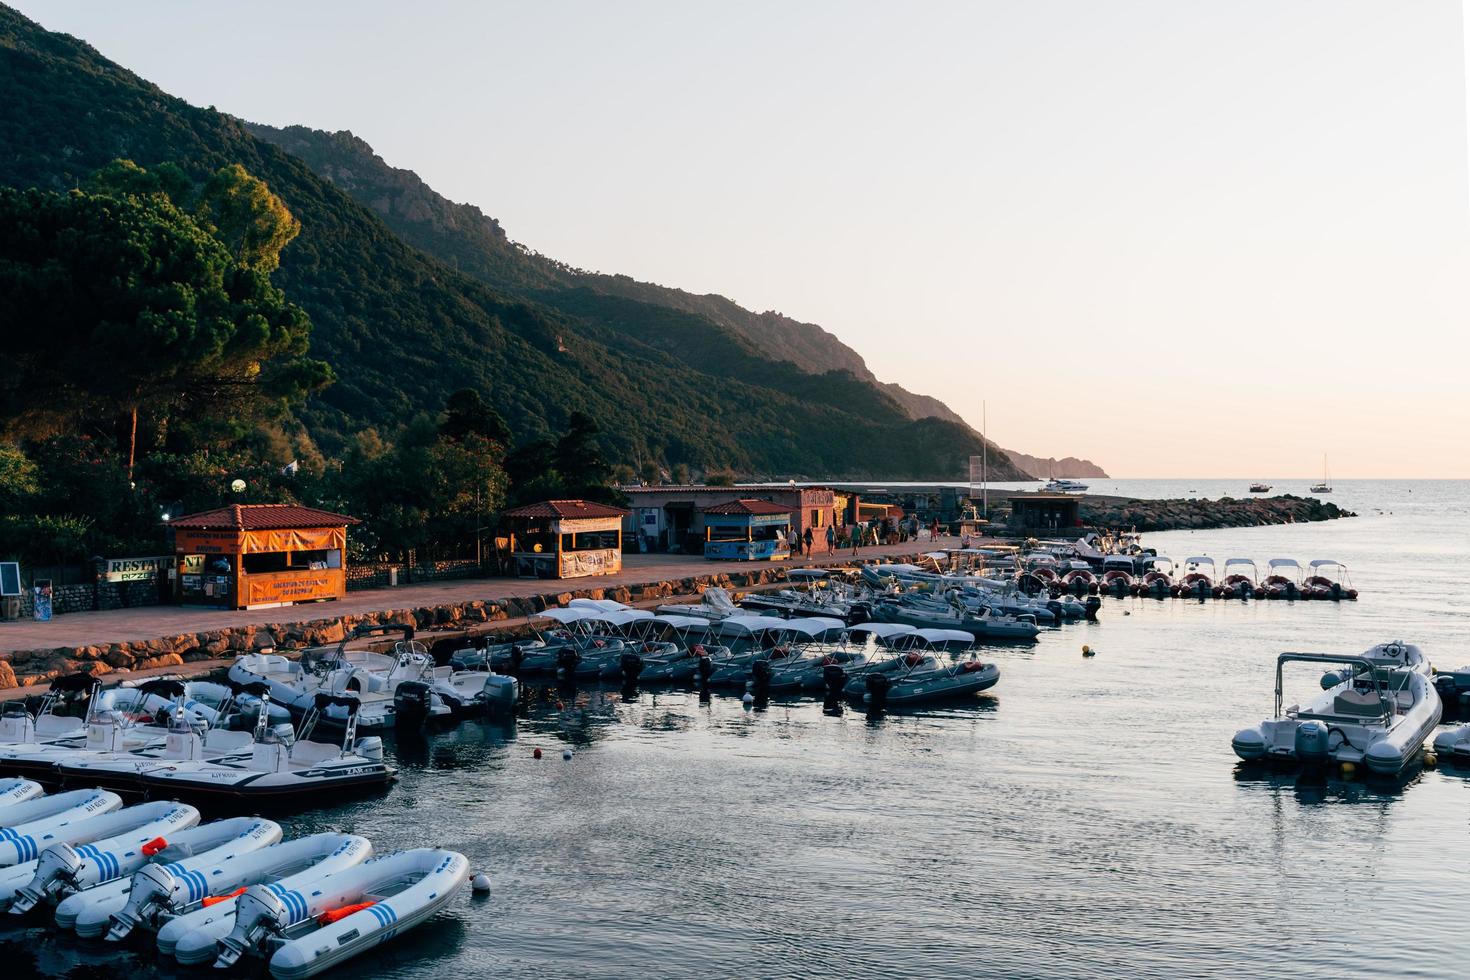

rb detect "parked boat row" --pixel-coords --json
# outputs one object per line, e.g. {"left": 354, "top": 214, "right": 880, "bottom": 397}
{"left": 0, "top": 779, "right": 466, "bottom": 978}
{"left": 0, "top": 675, "right": 395, "bottom": 803}
{"left": 1097, "top": 556, "right": 1357, "bottom": 600}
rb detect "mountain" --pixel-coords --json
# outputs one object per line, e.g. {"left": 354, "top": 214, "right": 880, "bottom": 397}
{"left": 244, "top": 123, "right": 1083, "bottom": 473}
{"left": 1001, "top": 451, "right": 1110, "bottom": 480}
{"left": 0, "top": 5, "right": 1032, "bottom": 480}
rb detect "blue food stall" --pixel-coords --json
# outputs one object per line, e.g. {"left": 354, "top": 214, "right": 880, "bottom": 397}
{"left": 702, "top": 499, "right": 792, "bottom": 560}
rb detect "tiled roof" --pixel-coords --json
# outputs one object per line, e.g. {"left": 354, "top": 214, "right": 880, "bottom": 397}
{"left": 167, "top": 504, "right": 359, "bottom": 530}
{"left": 623, "top": 484, "right": 832, "bottom": 494}
{"left": 502, "top": 499, "right": 630, "bottom": 520}
{"left": 703, "top": 499, "right": 794, "bottom": 516}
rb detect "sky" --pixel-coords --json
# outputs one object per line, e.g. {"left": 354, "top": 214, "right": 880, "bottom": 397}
{"left": 15, "top": 1, "right": 1470, "bottom": 477}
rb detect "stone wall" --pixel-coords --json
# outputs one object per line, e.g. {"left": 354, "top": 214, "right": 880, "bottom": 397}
{"left": 17, "top": 581, "right": 162, "bottom": 618}
{"left": 346, "top": 559, "right": 484, "bottom": 591}
{"left": 1077, "top": 494, "right": 1354, "bottom": 532}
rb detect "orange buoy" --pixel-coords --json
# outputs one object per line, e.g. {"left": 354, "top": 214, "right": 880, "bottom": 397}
{"left": 317, "top": 900, "right": 375, "bottom": 926}
{"left": 141, "top": 837, "right": 168, "bottom": 857}
{"left": 201, "top": 886, "right": 248, "bottom": 907}
{"left": 533, "top": 747, "right": 542, "bottom": 759}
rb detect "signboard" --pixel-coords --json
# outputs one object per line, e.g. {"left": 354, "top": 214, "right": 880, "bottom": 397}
{"left": 550, "top": 516, "right": 624, "bottom": 534}
{"left": 102, "top": 555, "right": 175, "bottom": 583}
{"left": 0, "top": 562, "right": 19, "bottom": 597}
{"left": 32, "top": 579, "right": 52, "bottom": 622}
{"left": 558, "top": 548, "right": 620, "bottom": 579}
{"left": 244, "top": 571, "right": 342, "bottom": 606}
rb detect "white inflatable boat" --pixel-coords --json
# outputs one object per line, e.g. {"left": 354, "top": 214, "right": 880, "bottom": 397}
{"left": 56, "top": 815, "right": 281, "bottom": 934}
{"left": 1233, "top": 651, "right": 1442, "bottom": 776}
{"left": 1, "top": 800, "right": 199, "bottom": 912}
{"left": 0, "top": 701, "right": 174, "bottom": 780}
{"left": 0, "top": 779, "right": 43, "bottom": 810}
{"left": 57, "top": 707, "right": 270, "bottom": 794}
{"left": 161, "top": 833, "right": 374, "bottom": 958}
{"left": 213, "top": 847, "right": 470, "bottom": 978}
{"left": 0, "top": 788, "right": 122, "bottom": 861}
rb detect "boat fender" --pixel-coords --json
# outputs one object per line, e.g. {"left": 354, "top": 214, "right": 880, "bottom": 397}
{"left": 1424, "top": 752, "right": 1438, "bottom": 769}
{"left": 316, "top": 900, "right": 374, "bottom": 926}
{"left": 201, "top": 886, "right": 249, "bottom": 908}
{"left": 1294, "top": 720, "right": 1331, "bottom": 765}
{"left": 471, "top": 873, "right": 491, "bottom": 895}
{"left": 741, "top": 693, "right": 754, "bottom": 710}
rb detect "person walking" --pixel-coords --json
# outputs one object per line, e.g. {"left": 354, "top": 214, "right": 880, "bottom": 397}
{"left": 802, "top": 526, "right": 814, "bottom": 557}
{"left": 826, "top": 523, "right": 836, "bottom": 553}
{"left": 851, "top": 522, "right": 862, "bottom": 556}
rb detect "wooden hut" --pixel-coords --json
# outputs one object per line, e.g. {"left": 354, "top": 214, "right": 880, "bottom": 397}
{"left": 503, "top": 500, "right": 630, "bottom": 579}
{"left": 167, "top": 504, "right": 359, "bottom": 610}
{"left": 702, "top": 499, "right": 793, "bottom": 560}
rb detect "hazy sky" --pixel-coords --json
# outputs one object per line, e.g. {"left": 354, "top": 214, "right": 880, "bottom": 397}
{"left": 17, "top": 1, "right": 1470, "bottom": 477}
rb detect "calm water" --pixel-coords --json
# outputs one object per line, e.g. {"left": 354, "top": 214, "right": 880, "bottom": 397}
{"left": 10, "top": 480, "right": 1470, "bottom": 979}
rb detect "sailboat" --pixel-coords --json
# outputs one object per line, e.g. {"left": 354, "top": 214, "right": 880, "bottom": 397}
{"left": 1309, "top": 454, "right": 1332, "bottom": 494}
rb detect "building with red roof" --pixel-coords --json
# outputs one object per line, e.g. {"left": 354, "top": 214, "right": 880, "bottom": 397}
{"left": 503, "top": 499, "right": 631, "bottom": 579}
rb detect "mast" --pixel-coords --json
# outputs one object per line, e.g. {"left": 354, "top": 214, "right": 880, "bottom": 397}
{"left": 982, "top": 400, "right": 988, "bottom": 518}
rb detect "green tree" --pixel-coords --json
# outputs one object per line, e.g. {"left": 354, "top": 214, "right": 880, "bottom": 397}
{"left": 440, "top": 388, "right": 511, "bottom": 446}
{"left": 0, "top": 179, "right": 332, "bottom": 476}
{"left": 670, "top": 462, "right": 690, "bottom": 486}
{"left": 705, "top": 468, "right": 738, "bottom": 487}
{"left": 195, "top": 163, "right": 302, "bottom": 273}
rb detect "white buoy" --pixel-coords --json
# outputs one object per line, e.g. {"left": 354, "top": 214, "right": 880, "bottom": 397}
{"left": 742, "top": 692, "right": 754, "bottom": 709}
{"left": 562, "top": 748, "right": 572, "bottom": 760}
{"left": 471, "top": 873, "right": 492, "bottom": 894}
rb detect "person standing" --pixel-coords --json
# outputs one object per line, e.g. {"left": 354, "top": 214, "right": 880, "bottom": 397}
{"left": 826, "top": 523, "right": 836, "bottom": 553}
{"left": 851, "top": 522, "right": 862, "bottom": 556}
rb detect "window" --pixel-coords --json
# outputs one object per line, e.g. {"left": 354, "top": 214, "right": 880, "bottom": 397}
{"left": 811, "top": 509, "right": 821, "bottom": 527}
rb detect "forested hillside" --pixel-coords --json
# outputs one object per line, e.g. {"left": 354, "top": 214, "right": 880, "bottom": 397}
{"left": 0, "top": 5, "right": 1028, "bottom": 480}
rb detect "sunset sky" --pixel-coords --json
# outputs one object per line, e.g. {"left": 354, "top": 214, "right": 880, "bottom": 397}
{"left": 19, "top": 0, "right": 1470, "bottom": 477}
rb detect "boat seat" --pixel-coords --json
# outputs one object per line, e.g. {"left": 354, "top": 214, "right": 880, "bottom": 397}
{"left": 1333, "top": 690, "right": 1384, "bottom": 717}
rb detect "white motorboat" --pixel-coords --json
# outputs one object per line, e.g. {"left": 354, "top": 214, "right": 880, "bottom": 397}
{"left": 425, "top": 664, "right": 518, "bottom": 714}
{"left": 140, "top": 692, "right": 392, "bottom": 802}
{"left": 1043, "top": 478, "right": 1089, "bottom": 492}
{"left": 159, "top": 833, "right": 374, "bottom": 957}
{"left": 57, "top": 698, "right": 271, "bottom": 793}
{"left": 844, "top": 629, "right": 999, "bottom": 708}
{"left": 2, "top": 800, "right": 202, "bottom": 913}
{"left": 621, "top": 615, "right": 722, "bottom": 684}
{"left": 212, "top": 847, "right": 470, "bottom": 978}
{"left": 230, "top": 625, "right": 451, "bottom": 729}
{"left": 53, "top": 815, "right": 281, "bottom": 932}
{"left": 1317, "top": 641, "right": 1430, "bottom": 687}
{"left": 0, "top": 674, "right": 94, "bottom": 749}
{"left": 1232, "top": 651, "right": 1441, "bottom": 775}
{"left": 0, "top": 697, "right": 179, "bottom": 781}
{"left": 655, "top": 585, "right": 741, "bottom": 623}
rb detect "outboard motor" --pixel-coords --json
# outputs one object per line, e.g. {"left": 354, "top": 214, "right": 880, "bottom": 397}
{"left": 822, "top": 662, "right": 847, "bottom": 698}
{"left": 864, "top": 672, "right": 891, "bottom": 711}
{"left": 1294, "top": 720, "right": 1331, "bottom": 767}
{"left": 554, "top": 648, "right": 580, "bottom": 683}
{"left": 355, "top": 736, "right": 384, "bottom": 762}
{"left": 214, "top": 885, "right": 291, "bottom": 969}
{"left": 509, "top": 644, "right": 526, "bottom": 673}
{"left": 1046, "top": 599, "right": 1064, "bottom": 621}
{"left": 1435, "top": 676, "right": 1460, "bottom": 722}
{"left": 696, "top": 654, "right": 714, "bottom": 686}
{"left": 619, "top": 651, "right": 644, "bottom": 684}
{"left": 393, "top": 680, "right": 433, "bottom": 727}
{"left": 9, "top": 842, "right": 85, "bottom": 914}
{"left": 751, "top": 659, "right": 774, "bottom": 691}
{"left": 1084, "top": 596, "right": 1101, "bottom": 621}
{"left": 105, "top": 862, "right": 175, "bottom": 940}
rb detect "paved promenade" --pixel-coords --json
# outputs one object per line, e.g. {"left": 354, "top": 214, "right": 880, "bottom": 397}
{"left": 0, "top": 539, "right": 948, "bottom": 654}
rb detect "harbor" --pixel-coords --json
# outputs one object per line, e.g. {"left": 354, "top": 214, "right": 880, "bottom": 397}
{"left": 0, "top": 479, "right": 1463, "bottom": 979}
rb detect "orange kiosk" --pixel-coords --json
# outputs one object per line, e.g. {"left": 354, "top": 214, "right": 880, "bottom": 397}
{"left": 168, "top": 504, "right": 359, "bottom": 610}
{"left": 503, "top": 499, "right": 629, "bottom": 579}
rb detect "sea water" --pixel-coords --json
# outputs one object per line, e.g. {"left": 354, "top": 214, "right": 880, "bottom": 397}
{"left": 8, "top": 480, "right": 1468, "bottom": 978}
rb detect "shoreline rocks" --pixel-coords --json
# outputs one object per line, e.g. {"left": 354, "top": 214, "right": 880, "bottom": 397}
{"left": 1077, "top": 494, "right": 1354, "bottom": 532}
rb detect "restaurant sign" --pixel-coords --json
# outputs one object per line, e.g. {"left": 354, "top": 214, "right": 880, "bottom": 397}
{"left": 558, "top": 548, "right": 621, "bottom": 578}
{"left": 103, "top": 555, "right": 175, "bottom": 583}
